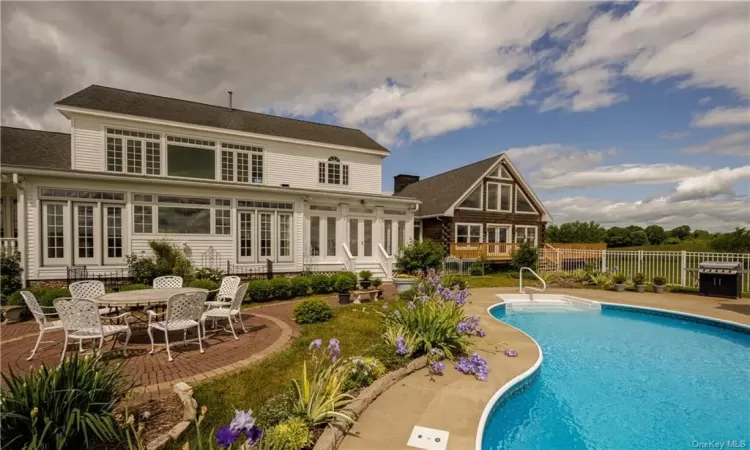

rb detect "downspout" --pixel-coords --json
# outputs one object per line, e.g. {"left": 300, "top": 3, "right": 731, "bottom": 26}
{"left": 12, "top": 173, "right": 27, "bottom": 287}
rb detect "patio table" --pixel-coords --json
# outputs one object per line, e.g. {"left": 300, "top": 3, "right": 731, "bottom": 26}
{"left": 94, "top": 287, "right": 208, "bottom": 328}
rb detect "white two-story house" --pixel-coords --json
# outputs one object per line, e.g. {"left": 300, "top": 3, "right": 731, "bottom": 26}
{"left": 0, "top": 85, "right": 419, "bottom": 285}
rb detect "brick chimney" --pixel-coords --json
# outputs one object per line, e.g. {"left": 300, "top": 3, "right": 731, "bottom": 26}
{"left": 394, "top": 174, "right": 420, "bottom": 194}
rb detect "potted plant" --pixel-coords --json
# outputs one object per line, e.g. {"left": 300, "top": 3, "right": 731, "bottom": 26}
{"left": 2, "top": 303, "right": 25, "bottom": 324}
{"left": 359, "top": 270, "right": 373, "bottom": 290}
{"left": 393, "top": 273, "right": 417, "bottom": 293}
{"left": 334, "top": 272, "right": 357, "bottom": 304}
{"left": 372, "top": 277, "right": 383, "bottom": 299}
{"left": 633, "top": 272, "right": 647, "bottom": 293}
{"left": 652, "top": 276, "right": 667, "bottom": 293}
{"left": 612, "top": 273, "right": 627, "bottom": 292}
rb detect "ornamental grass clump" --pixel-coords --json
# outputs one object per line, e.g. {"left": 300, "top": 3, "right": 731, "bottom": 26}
{"left": 0, "top": 352, "right": 130, "bottom": 450}
{"left": 290, "top": 338, "right": 354, "bottom": 428}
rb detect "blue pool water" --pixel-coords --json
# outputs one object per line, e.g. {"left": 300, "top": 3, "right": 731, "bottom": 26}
{"left": 483, "top": 307, "right": 750, "bottom": 450}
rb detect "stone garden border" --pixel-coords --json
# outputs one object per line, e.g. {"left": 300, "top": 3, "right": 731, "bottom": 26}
{"left": 313, "top": 355, "right": 428, "bottom": 450}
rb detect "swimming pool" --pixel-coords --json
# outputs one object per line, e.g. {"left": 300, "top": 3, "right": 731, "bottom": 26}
{"left": 481, "top": 304, "right": 750, "bottom": 450}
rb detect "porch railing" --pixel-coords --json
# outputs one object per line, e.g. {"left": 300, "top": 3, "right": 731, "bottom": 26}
{"left": 449, "top": 243, "right": 519, "bottom": 260}
{"left": 0, "top": 238, "right": 18, "bottom": 254}
{"left": 342, "top": 243, "right": 355, "bottom": 272}
{"left": 377, "top": 244, "right": 393, "bottom": 279}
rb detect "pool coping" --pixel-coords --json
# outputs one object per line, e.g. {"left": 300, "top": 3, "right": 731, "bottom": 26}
{"left": 475, "top": 299, "right": 750, "bottom": 450}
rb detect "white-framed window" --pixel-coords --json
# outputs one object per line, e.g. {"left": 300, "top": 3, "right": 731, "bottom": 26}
{"left": 458, "top": 185, "right": 482, "bottom": 209}
{"left": 106, "top": 127, "right": 161, "bottom": 175}
{"left": 318, "top": 157, "right": 349, "bottom": 185}
{"left": 489, "top": 165, "right": 512, "bottom": 179}
{"left": 486, "top": 225, "right": 511, "bottom": 243}
{"left": 309, "top": 213, "right": 337, "bottom": 258}
{"left": 456, "top": 223, "right": 482, "bottom": 243}
{"left": 515, "top": 186, "right": 538, "bottom": 214}
{"left": 515, "top": 225, "right": 537, "bottom": 245}
{"left": 486, "top": 182, "right": 512, "bottom": 212}
{"left": 413, "top": 220, "right": 422, "bottom": 243}
{"left": 397, "top": 220, "right": 405, "bottom": 249}
{"left": 166, "top": 135, "right": 216, "bottom": 180}
{"left": 220, "top": 142, "right": 263, "bottom": 184}
{"left": 214, "top": 199, "right": 231, "bottom": 235}
{"left": 239, "top": 211, "right": 253, "bottom": 261}
{"left": 40, "top": 188, "right": 128, "bottom": 266}
{"left": 326, "top": 217, "right": 336, "bottom": 257}
{"left": 237, "top": 208, "right": 295, "bottom": 263}
{"left": 42, "top": 202, "right": 67, "bottom": 265}
{"left": 278, "top": 213, "right": 292, "bottom": 261}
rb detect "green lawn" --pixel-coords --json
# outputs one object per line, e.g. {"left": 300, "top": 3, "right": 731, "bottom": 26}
{"left": 186, "top": 303, "right": 390, "bottom": 439}
{"left": 466, "top": 272, "right": 544, "bottom": 289}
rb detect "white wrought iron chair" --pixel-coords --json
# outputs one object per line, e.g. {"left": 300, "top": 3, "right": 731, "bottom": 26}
{"left": 204, "top": 276, "right": 241, "bottom": 308}
{"left": 53, "top": 298, "right": 132, "bottom": 363}
{"left": 153, "top": 276, "right": 184, "bottom": 289}
{"left": 68, "top": 280, "right": 116, "bottom": 315}
{"left": 201, "top": 283, "right": 249, "bottom": 340}
{"left": 20, "top": 291, "right": 64, "bottom": 360}
{"left": 147, "top": 291, "right": 207, "bottom": 361}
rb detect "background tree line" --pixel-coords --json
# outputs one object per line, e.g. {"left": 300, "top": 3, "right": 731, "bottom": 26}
{"left": 546, "top": 221, "right": 750, "bottom": 253}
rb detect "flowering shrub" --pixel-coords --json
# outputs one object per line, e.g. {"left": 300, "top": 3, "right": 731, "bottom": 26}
{"left": 455, "top": 353, "right": 490, "bottom": 381}
{"left": 290, "top": 338, "right": 354, "bottom": 427}
{"left": 265, "top": 417, "right": 311, "bottom": 450}
{"left": 340, "top": 356, "right": 386, "bottom": 392}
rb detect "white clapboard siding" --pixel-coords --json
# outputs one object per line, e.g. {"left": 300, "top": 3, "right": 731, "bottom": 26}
{"left": 69, "top": 113, "right": 383, "bottom": 194}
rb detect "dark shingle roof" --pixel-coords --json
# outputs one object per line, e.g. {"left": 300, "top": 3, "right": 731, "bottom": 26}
{"left": 1, "top": 126, "right": 71, "bottom": 170}
{"left": 56, "top": 85, "right": 389, "bottom": 153}
{"left": 396, "top": 155, "right": 501, "bottom": 217}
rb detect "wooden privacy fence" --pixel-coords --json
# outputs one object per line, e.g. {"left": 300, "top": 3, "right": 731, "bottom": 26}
{"left": 537, "top": 249, "right": 750, "bottom": 293}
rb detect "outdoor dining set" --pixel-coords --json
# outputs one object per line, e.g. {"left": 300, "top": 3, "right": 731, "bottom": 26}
{"left": 20, "top": 275, "right": 250, "bottom": 362}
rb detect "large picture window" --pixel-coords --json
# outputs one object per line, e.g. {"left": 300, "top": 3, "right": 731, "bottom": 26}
{"left": 167, "top": 144, "right": 215, "bottom": 179}
{"left": 158, "top": 207, "right": 211, "bottom": 234}
{"left": 459, "top": 185, "right": 482, "bottom": 209}
{"left": 456, "top": 223, "right": 482, "bottom": 243}
{"left": 486, "top": 182, "right": 512, "bottom": 212}
{"left": 106, "top": 128, "right": 160, "bottom": 175}
{"left": 515, "top": 186, "right": 538, "bottom": 213}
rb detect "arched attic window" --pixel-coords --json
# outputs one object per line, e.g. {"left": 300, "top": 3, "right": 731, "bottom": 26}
{"left": 318, "top": 156, "right": 349, "bottom": 185}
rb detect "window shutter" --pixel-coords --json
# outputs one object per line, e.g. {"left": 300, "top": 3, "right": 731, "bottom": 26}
{"left": 318, "top": 162, "right": 326, "bottom": 183}
{"left": 343, "top": 165, "right": 349, "bottom": 185}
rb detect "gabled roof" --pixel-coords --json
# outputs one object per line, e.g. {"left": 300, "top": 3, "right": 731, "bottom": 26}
{"left": 56, "top": 85, "right": 390, "bottom": 153}
{"left": 1, "top": 126, "right": 71, "bottom": 170}
{"left": 396, "top": 155, "right": 500, "bottom": 217}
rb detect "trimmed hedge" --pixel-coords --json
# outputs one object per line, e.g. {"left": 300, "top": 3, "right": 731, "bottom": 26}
{"left": 243, "top": 273, "right": 353, "bottom": 303}
{"left": 289, "top": 276, "right": 311, "bottom": 297}
{"left": 292, "top": 297, "right": 333, "bottom": 324}
{"left": 310, "top": 274, "right": 334, "bottom": 294}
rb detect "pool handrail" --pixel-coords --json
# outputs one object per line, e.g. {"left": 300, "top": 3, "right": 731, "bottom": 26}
{"left": 519, "top": 267, "right": 547, "bottom": 299}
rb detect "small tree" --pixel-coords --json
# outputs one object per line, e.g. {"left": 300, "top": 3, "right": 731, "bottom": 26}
{"left": 511, "top": 241, "right": 538, "bottom": 271}
{"left": 396, "top": 239, "right": 445, "bottom": 274}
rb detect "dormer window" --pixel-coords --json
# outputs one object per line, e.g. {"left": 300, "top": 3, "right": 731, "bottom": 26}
{"left": 318, "top": 157, "right": 349, "bottom": 185}
{"left": 106, "top": 128, "right": 161, "bottom": 175}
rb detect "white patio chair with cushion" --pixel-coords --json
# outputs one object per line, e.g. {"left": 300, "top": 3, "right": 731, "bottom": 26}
{"left": 201, "top": 283, "right": 249, "bottom": 340}
{"left": 20, "top": 291, "right": 64, "bottom": 360}
{"left": 53, "top": 298, "right": 132, "bottom": 363}
{"left": 147, "top": 291, "right": 206, "bottom": 361}
{"left": 153, "top": 276, "right": 183, "bottom": 289}
{"left": 205, "top": 276, "right": 241, "bottom": 308}
{"left": 68, "top": 280, "right": 116, "bottom": 315}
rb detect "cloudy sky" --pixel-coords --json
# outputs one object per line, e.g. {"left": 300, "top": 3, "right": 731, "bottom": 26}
{"left": 2, "top": 1, "right": 749, "bottom": 231}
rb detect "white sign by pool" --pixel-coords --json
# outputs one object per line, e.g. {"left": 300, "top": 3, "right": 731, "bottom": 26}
{"left": 407, "top": 425, "right": 449, "bottom": 450}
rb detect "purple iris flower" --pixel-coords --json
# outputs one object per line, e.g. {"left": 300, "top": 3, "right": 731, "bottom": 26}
{"left": 476, "top": 329, "right": 486, "bottom": 338}
{"left": 308, "top": 339, "right": 322, "bottom": 351}
{"left": 216, "top": 426, "right": 239, "bottom": 449}
{"left": 430, "top": 361, "right": 445, "bottom": 376}
{"left": 328, "top": 338, "right": 340, "bottom": 362}
{"left": 229, "top": 409, "right": 255, "bottom": 434}
{"left": 407, "top": 301, "right": 415, "bottom": 310}
{"left": 395, "top": 336, "right": 409, "bottom": 356}
{"left": 455, "top": 353, "right": 489, "bottom": 381}
{"left": 245, "top": 426, "right": 263, "bottom": 446}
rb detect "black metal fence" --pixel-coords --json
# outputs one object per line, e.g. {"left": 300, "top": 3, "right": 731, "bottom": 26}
{"left": 66, "top": 266, "right": 132, "bottom": 291}
{"left": 225, "top": 259, "right": 274, "bottom": 280}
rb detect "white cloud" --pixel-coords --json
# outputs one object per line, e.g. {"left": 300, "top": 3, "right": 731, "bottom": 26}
{"left": 550, "top": 3, "right": 750, "bottom": 112}
{"left": 546, "top": 196, "right": 750, "bottom": 231}
{"left": 698, "top": 97, "right": 712, "bottom": 106}
{"left": 535, "top": 163, "right": 707, "bottom": 189}
{"left": 505, "top": 143, "right": 616, "bottom": 174}
{"left": 692, "top": 107, "right": 750, "bottom": 128}
{"left": 682, "top": 131, "right": 750, "bottom": 156}
{"left": 668, "top": 166, "right": 750, "bottom": 202}
{"left": 0, "top": 106, "right": 69, "bottom": 132}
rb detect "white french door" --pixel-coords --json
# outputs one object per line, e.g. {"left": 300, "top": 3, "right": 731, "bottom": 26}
{"left": 486, "top": 225, "right": 512, "bottom": 257}
{"left": 238, "top": 211, "right": 254, "bottom": 262}
{"left": 74, "top": 203, "right": 99, "bottom": 266}
{"left": 237, "top": 210, "right": 293, "bottom": 263}
{"left": 349, "top": 217, "right": 373, "bottom": 258}
{"left": 103, "top": 204, "right": 125, "bottom": 265}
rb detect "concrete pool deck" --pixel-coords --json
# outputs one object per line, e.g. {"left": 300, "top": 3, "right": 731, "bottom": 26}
{"left": 340, "top": 287, "right": 750, "bottom": 450}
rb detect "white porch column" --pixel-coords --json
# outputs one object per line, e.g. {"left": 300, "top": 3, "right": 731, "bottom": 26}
{"left": 338, "top": 203, "right": 349, "bottom": 253}
{"left": 406, "top": 208, "right": 415, "bottom": 243}
{"left": 374, "top": 206, "right": 384, "bottom": 251}
{"left": 17, "top": 185, "right": 27, "bottom": 287}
